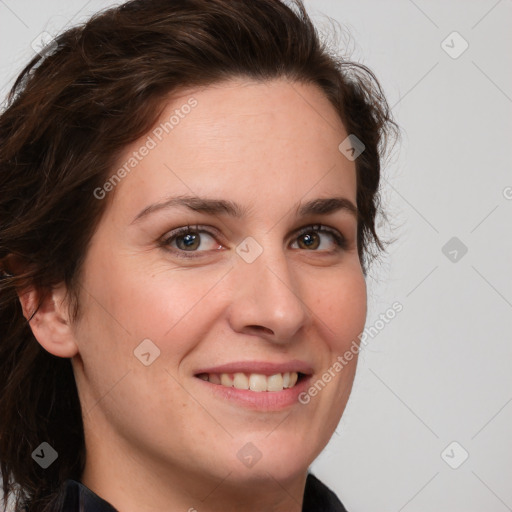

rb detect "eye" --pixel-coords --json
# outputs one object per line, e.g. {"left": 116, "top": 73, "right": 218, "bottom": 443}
{"left": 290, "top": 224, "right": 347, "bottom": 252}
{"left": 160, "top": 225, "right": 223, "bottom": 258}
{"left": 160, "top": 223, "right": 347, "bottom": 259}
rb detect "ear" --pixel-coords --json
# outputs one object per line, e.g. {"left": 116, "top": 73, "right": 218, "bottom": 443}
{"left": 17, "top": 283, "right": 79, "bottom": 358}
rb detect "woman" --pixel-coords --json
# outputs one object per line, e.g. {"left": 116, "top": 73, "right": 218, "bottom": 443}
{"left": 0, "top": 0, "right": 397, "bottom": 510}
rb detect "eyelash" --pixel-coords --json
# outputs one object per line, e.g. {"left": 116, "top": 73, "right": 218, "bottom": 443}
{"left": 159, "top": 224, "right": 348, "bottom": 259}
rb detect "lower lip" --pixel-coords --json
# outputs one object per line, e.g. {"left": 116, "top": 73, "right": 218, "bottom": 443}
{"left": 195, "top": 375, "right": 312, "bottom": 411}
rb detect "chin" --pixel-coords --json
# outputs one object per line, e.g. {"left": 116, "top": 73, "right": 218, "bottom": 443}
{"left": 221, "top": 434, "right": 318, "bottom": 484}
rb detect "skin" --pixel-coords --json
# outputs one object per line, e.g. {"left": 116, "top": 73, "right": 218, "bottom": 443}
{"left": 20, "top": 78, "right": 367, "bottom": 512}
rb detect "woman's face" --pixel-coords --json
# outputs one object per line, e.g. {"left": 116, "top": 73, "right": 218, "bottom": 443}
{"left": 70, "top": 78, "right": 366, "bottom": 494}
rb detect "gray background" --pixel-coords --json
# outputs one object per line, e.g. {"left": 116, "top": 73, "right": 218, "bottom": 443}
{"left": 1, "top": 1, "right": 511, "bottom": 510}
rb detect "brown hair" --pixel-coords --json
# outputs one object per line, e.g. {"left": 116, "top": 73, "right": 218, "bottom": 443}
{"left": 0, "top": 0, "right": 397, "bottom": 510}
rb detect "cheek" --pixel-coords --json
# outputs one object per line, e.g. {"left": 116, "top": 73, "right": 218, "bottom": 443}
{"left": 72, "top": 260, "right": 227, "bottom": 439}
{"left": 313, "top": 267, "right": 367, "bottom": 350}
{"left": 78, "top": 256, "right": 228, "bottom": 362}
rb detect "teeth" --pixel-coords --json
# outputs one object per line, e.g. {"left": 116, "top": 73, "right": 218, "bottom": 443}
{"left": 249, "top": 373, "right": 267, "bottom": 391}
{"left": 220, "top": 373, "right": 233, "bottom": 387}
{"left": 202, "top": 371, "right": 300, "bottom": 392}
{"left": 267, "top": 373, "right": 284, "bottom": 391}
{"left": 208, "top": 373, "right": 221, "bottom": 385}
{"left": 233, "top": 372, "right": 249, "bottom": 390}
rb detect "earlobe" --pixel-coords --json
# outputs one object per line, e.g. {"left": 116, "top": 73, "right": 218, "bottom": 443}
{"left": 17, "top": 284, "right": 79, "bottom": 359}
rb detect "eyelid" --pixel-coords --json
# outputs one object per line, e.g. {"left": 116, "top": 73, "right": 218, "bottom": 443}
{"left": 158, "top": 224, "right": 223, "bottom": 258}
{"left": 291, "top": 224, "right": 347, "bottom": 250}
{"left": 159, "top": 223, "right": 347, "bottom": 258}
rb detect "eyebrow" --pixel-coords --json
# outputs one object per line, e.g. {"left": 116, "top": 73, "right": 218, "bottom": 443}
{"left": 131, "top": 194, "right": 358, "bottom": 224}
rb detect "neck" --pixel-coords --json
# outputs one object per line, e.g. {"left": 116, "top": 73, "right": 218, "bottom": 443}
{"left": 80, "top": 432, "right": 308, "bottom": 512}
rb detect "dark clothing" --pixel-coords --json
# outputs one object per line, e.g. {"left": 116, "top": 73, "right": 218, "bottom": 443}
{"left": 301, "top": 473, "right": 349, "bottom": 512}
{"left": 51, "top": 472, "right": 348, "bottom": 511}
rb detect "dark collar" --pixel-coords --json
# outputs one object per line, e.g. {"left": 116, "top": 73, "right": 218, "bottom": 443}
{"left": 56, "top": 472, "right": 348, "bottom": 511}
{"left": 302, "top": 473, "right": 349, "bottom": 512}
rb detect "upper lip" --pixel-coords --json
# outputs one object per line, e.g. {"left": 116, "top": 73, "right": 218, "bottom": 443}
{"left": 194, "top": 360, "right": 314, "bottom": 377}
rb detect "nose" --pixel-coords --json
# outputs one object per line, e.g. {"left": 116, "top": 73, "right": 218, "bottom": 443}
{"left": 226, "top": 240, "right": 310, "bottom": 343}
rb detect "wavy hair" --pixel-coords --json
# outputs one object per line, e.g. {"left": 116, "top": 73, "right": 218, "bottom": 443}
{"left": 0, "top": 1, "right": 397, "bottom": 510}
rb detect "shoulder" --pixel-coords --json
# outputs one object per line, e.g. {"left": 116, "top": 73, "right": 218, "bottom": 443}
{"left": 303, "top": 472, "right": 349, "bottom": 512}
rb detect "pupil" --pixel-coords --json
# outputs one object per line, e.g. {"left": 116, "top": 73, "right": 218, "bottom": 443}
{"left": 302, "top": 233, "right": 317, "bottom": 248}
{"left": 183, "top": 233, "right": 197, "bottom": 248}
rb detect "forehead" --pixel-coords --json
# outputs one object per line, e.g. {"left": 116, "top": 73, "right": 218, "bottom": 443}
{"left": 107, "top": 78, "right": 356, "bottom": 220}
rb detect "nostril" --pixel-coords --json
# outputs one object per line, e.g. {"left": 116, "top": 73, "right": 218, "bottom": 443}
{"left": 248, "top": 325, "right": 273, "bottom": 335}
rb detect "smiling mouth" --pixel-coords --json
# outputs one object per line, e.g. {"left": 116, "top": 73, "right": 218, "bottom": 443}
{"left": 195, "top": 371, "right": 307, "bottom": 392}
